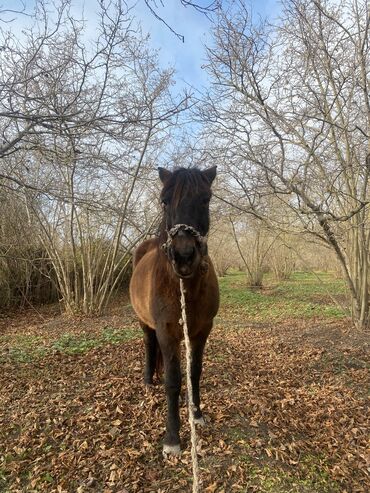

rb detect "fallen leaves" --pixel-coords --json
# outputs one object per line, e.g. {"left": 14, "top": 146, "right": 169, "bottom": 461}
{"left": 0, "top": 310, "right": 369, "bottom": 492}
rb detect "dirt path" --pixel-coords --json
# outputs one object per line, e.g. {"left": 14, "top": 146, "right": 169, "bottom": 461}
{"left": 0, "top": 307, "right": 369, "bottom": 492}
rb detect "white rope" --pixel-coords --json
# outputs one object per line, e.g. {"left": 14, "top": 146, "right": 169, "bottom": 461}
{"left": 179, "top": 278, "right": 200, "bottom": 493}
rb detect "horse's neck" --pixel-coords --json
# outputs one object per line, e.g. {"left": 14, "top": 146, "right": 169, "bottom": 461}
{"left": 158, "top": 220, "right": 167, "bottom": 244}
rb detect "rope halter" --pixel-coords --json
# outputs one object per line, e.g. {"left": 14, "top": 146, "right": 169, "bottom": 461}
{"left": 161, "top": 223, "right": 209, "bottom": 274}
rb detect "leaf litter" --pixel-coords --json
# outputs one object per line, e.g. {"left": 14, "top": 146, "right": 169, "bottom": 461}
{"left": 0, "top": 303, "right": 369, "bottom": 492}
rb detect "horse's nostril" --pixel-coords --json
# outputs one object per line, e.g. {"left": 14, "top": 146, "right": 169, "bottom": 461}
{"left": 174, "top": 246, "right": 195, "bottom": 263}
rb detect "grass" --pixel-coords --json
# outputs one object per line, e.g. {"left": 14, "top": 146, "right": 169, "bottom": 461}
{"left": 0, "top": 326, "right": 140, "bottom": 363}
{"left": 237, "top": 448, "right": 340, "bottom": 493}
{"left": 0, "top": 271, "right": 348, "bottom": 363}
{"left": 240, "top": 459, "right": 340, "bottom": 493}
{"left": 2, "top": 335, "right": 47, "bottom": 363}
{"left": 227, "top": 424, "right": 340, "bottom": 492}
{"left": 51, "top": 326, "right": 140, "bottom": 354}
{"left": 218, "top": 270, "right": 348, "bottom": 322}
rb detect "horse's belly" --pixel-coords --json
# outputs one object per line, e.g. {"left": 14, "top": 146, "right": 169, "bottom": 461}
{"left": 130, "top": 295, "right": 155, "bottom": 328}
{"left": 129, "top": 253, "right": 156, "bottom": 329}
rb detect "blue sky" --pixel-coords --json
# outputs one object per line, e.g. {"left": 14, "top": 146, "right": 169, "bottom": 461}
{"left": 3, "top": 0, "right": 280, "bottom": 93}
{"left": 134, "top": 0, "right": 281, "bottom": 93}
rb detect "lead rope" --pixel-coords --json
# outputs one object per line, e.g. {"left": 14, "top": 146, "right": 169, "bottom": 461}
{"left": 179, "top": 279, "right": 200, "bottom": 493}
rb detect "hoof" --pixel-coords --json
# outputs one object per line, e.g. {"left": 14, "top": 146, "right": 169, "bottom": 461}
{"left": 163, "top": 443, "right": 181, "bottom": 457}
{"left": 194, "top": 416, "right": 206, "bottom": 426}
{"left": 143, "top": 383, "right": 156, "bottom": 394}
{"left": 143, "top": 376, "right": 154, "bottom": 385}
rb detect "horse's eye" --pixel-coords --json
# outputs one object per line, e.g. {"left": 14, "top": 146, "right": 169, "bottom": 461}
{"left": 161, "top": 199, "right": 168, "bottom": 206}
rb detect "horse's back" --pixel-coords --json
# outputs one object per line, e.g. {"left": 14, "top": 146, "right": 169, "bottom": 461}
{"left": 133, "top": 238, "right": 158, "bottom": 268}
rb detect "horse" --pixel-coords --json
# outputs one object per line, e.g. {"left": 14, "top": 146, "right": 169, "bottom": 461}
{"left": 129, "top": 166, "right": 219, "bottom": 455}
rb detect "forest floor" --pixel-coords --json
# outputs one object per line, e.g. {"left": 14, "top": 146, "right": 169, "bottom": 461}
{"left": 0, "top": 272, "right": 369, "bottom": 493}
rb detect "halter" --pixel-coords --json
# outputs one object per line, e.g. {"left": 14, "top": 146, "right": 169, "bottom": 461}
{"left": 161, "top": 223, "right": 209, "bottom": 274}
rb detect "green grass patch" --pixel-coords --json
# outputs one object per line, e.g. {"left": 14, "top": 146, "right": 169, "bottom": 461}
{"left": 238, "top": 453, "right": 340, "bottom": 493}
{"left": 51, "top": 326, "right": 140, "bottom": 354}
{"left": 0, "top": 467, "right": 7, "bottom": 489}
{"left": 219, "top": 271, "right": 347, "bottom": 322}
{"left": 1, "top": 335, "right": 47, "bottom": 363}
{"left": 100, "top": 326, "right": 140, "bottom": 344}
{"left": 51, "top": 333, "right": 100, "bottom": 354}
{"left": 0, "top": 326, "right": 140, "bottom": 363}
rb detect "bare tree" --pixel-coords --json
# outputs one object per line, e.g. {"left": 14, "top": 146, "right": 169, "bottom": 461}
{"left": 0, "top": 188, "right": 57, "bottom": 308}
{"left": 143, "top": 0, "right": 220, "bottom": 41}
{"left": 229, "top": 215, "right": 279, "bottom": 287}
{"left": 208, "top": 217, "right": 238, "bottom": 276}
{"left": 204, "top": 0, "right": 370, "bottom": 328}
{"left": 0, "top": 0, "right": 188, "bottom": 314}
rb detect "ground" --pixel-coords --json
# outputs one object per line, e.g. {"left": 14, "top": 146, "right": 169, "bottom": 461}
{"left": 0, "top": 272, "right": 369, "bottom": 492}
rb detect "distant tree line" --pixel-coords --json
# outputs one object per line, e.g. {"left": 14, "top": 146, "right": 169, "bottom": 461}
{"left": 202, "top": 0, "right": 370, "bottom": 328}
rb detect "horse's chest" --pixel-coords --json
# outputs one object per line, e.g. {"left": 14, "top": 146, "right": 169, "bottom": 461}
{"left": 186, "top": 288, "right": 219, "bottom": 326}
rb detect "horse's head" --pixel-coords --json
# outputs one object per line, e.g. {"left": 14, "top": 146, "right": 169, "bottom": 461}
{"left": 159, "top": 166, "right": 217, "bottom": 279}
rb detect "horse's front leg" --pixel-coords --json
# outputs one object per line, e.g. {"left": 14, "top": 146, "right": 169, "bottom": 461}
{"left": 190, "top": 324, "right": 212, "bottom": 425}
{"left": 157, "top": 331, "right": 182, "bottom": 455}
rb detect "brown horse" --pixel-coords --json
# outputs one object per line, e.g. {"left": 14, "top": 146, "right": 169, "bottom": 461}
{"left": 129, "top": 166, "right": 219, "bottom": 455}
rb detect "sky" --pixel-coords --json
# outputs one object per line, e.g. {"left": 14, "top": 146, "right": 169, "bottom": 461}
{"left": 2, "top": 0, "right": 280, "bottom": 93}
{"left": 134, "top": 0, "right": 281, "bottom": 93}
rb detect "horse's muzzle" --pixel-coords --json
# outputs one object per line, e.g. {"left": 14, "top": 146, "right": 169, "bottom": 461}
{"left": 172, "top": 245, "right": 197, "bottom": 278}
{"left": 170, "top": 234, "right": 198, "bottom": 278}
{"left": 163, "top": 225, "right": 206, "bottom": 279}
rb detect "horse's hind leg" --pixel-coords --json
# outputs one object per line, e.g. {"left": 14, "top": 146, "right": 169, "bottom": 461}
{"left": 190, "top": 324, "right": 212, "bottom": 425}
{"left": 156, "top": 331, "right": 182, "bottom": 455}
{"left": 141, "top": 323, "right": 157, "bottom": 385}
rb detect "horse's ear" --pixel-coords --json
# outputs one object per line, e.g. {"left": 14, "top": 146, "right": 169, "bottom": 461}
{"left": 158, "top": 167, "right": 172, "bottom": 184}
{"left": 202, "top": 166, "right": 217, "bottom": 184}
